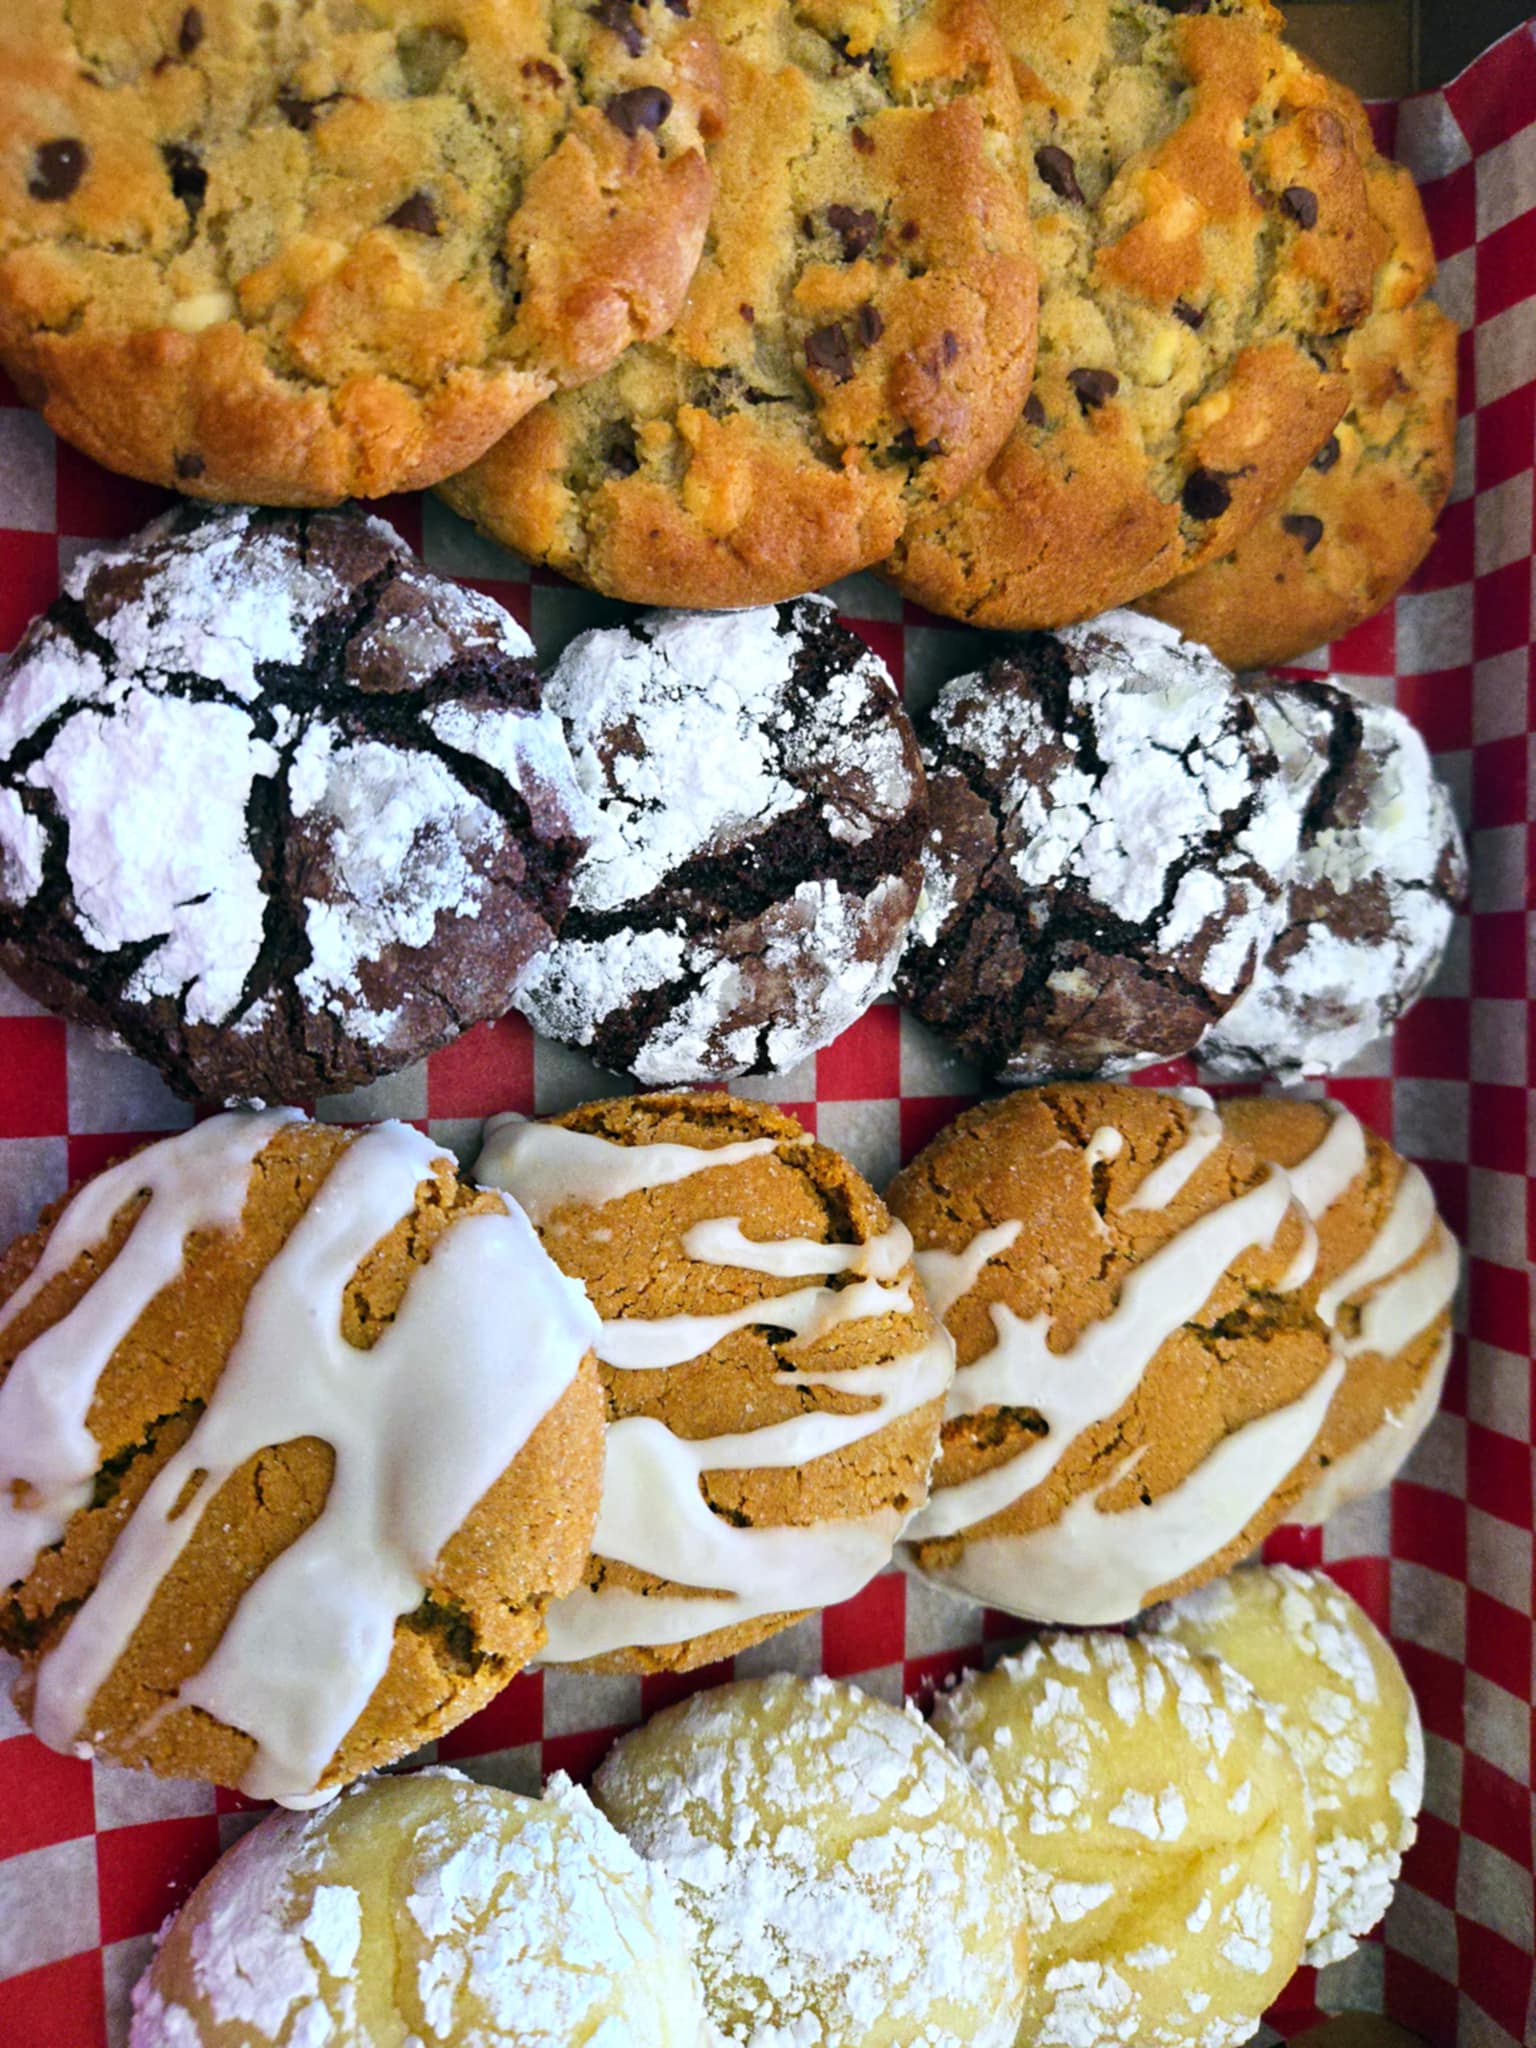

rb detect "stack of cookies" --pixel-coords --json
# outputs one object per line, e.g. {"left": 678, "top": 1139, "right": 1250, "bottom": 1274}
{"left": 0, "top": 1, "right": 1453, "bottom": 663}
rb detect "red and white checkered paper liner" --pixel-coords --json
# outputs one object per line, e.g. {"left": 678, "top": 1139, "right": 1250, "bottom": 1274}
{"left": 0, "top": 23, "right": 1532, "bottom": 2047}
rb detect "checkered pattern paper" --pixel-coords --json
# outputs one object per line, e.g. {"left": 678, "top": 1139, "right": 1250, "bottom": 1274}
{"left": 1, "top": 21, "right": 1533, "bottom": 2047}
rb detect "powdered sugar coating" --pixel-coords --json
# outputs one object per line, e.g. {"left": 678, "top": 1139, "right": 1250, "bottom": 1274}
{"left": 129, "top": 1768, "right": 711, "bottom": 2047}
{"left": 516, "top": 600, "right": 926, "bottom": 1083}
{"left": 934, "top": 1632, "right": 1315, "bottom": 2048}
{"left": 0, "top": 505, "right": 586, "bottom": 1101}
{"left": 1202, "top": 680, "right": 1466, "bottom": 1079}
{"left": 1151, "top": 1564, "right": 1423, "bottom": 1968}
{"left": 594, "top": 1674, "right": 1029, "bottom": 2048}
{"left": 898, "top": 611, "right": 1300, "bottom": 1083}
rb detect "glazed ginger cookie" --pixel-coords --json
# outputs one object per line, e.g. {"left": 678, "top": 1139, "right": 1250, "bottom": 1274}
{"left": 477, "top": 1092, "right": 953, "bottom": 1671}
{"left": 515, "top": 599, "right": 926, "bottom": 1084}
{"left": 890, "top": 1082, "right": 1340, "bottom": 1623}
{"left": 1150, "top": 1565, "right": 1424, "bottom": 1969}
{"left": 896, "top": 611, "right": 1302, "bottom": 1083}
{"left": 594, "top": 1674, "right": 1030, "bottom": 2048}
{"left": 934, "top": 1630, "right": 1316, "bottom": 2048}
{"left": 0, "top": 0, "right": 723, "bottom": 503}
{"left": 1218, "top": 1094, "right": 1459, "bottom": 1523}
{"left": 130, "top": 1769, "right": 711, "bottom": 2047}
{"left": 0, "top": 1112, "right": 601, "bottom": 1802}
{"left": 0, "top": 504, "right": 588, "bottom": 1102}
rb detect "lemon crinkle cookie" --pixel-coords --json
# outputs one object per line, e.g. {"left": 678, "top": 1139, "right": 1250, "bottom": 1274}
{"left": 594, "top": 1673, "right": 1030, "bottom": 2048}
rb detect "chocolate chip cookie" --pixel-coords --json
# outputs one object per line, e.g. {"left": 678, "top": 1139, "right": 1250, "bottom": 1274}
{"left": 439, "top": 0, "right": 1038, "bottom": 609}
{"left": 515, "top": 599, "right": 926, "bottom": 1082}
{"left": 0, "top": 2, "right": 722, "bottom": 504}
{"left": 1142, "top": 149, "right": 1457, "bottom": 669}
{"left": 896, "top": 611, "right": 1301, "bottom": 1082}
{"left": 0, "top": 505, "right": 588, "bottom": 1101}
{"left": 884, "top": 0, "right": 1377, "bottom": 630}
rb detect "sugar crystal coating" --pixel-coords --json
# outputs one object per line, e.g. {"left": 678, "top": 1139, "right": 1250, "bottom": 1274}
{"left": 934, "top": 1630, "right": 1316, "bottom": 2048}
{"left": 898, "top": 611, "right": 1300, "bottom": 1083}
{"left": 594, "top": 1673, "right": 1029, "bottom": 2047}
{"left": 129, "top": 1769, "right": 710, "bottom": 2046}
{"left": 0, "top": 504, "right": 587, "bottom": 1101}
{"left": 1150, "top": 1564, "right": 1423, "bottom": 1967}
{"left": 516, "top": 600, "right": 925, "bottom": 1083}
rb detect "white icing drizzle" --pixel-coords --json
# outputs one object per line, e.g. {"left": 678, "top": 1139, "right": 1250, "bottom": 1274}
{"left": 24, "top": 1121, "right": 597, "bottom": 1804}
{"left": 907, "top": 1170, "right": 1297, "bottom": 1542}
{"left": 542, "top": 1342, "right": 955, "bottom": 1661}
{"left": 916, "top": 1357, "right": 1346, "bottom": 1625}
{"left": 1124, "top": 1095, "right": 1223, "bottom": 1213}
{"left": 477, "top": 1116, "right": 782, "bottom": 1226}
{"left": 475, "top": 1119, "right": 952, "bottom": 1661}
{"left": 594, "top": 1278, "right": 916, "bottom": 1369}
{"left": 1082, "top": 1127, "right": 1124, "bottom": 1168}
{"left": 913, "top": 1221, "right": 1023, "bottom": 1319}
{"left": 1276, "top": 1213, "right": 1320, "bottom": 1295}
{"left": 1317, "top": 1162, "right": 1448, "bottom": 1330}
{"left": 1291, "top": 1330, "right": 1455, "bottom": 1525}
{"left": 1283, "top": 1106, "right": 1369, "bottom": 1220}
{"left": 0, "top": 1110, "right": 302, "bottom": 1590}
{"left": 681, "top": 1215, "right": 913, "bottom": 1283}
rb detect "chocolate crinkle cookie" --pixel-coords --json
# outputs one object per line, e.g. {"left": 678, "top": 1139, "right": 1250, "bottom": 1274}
{"left": 514, "top": 599, "right": 926, "bottom": 1083}
{"left": 0, "top": 504, "right": 587, "bottom": 1101}
{"left": 1200, "top": 679, "right": 1467, "bottom": 1080}
{"left": 897, "top": 611, "right": 1301, "bottom": 1082}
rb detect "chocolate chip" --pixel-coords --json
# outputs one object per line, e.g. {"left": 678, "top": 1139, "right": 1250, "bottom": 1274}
{"left": 605, "top": 423, "right": 641, "bottom": 475}
{"left": 522, "top": 57, "right": 563, "bottom": 87}
{"left": 162, "top": 144, "right": 207, "bottom": 221}
{"left": 1282, "top": 513, "right": 1325, "bottom": 554}
{"left": 1280, "top": 185, "right": 1319, "bottom": 230}
{"left": 1034, "top": 145, "right": 1084, "bottom": 205}
{"left": 591, "top": 0, "right": 643, "bottom": 57}
{"left": 1023, "top": 393, "right": 1046, "bottom": 428}
{"left": 805, "top": 324, "right": 854, "bottom": 383}
{"left": 827, "top": 203, "right": 878, "bottom": 261}
{"left": 855, "top": 301, "right": 884, "bottom": 347}
{"left": 387, "top": 191, "right": 440, "bottom": 235}
{"left": 664, "top": 0, "right": 691, "bottom": 13}
{"left": 894, "top": 426, "right": 942, "bottom": 459}
{"left": 1068, "top": 367, "right": 1119, "bottom": 410}
{"left": 1182, "top": 466, "right": 1232, "bottom": 520}
{"left": 178, "top": 7, "right": 204, "bottom": 55}
{"left": 739, "top": 302, "right": 755, "bottom": 324}
{"left": 174, "top": 451, "right": 206, "bottom": 480}
{"left": 1156, "top": 0, "right": 1210, "bottom": 12}
{"left": 899, "top": 220, "right": 919, "bottom": 243}
{"left": 942, "top": 330, "right": 960, "bottom": 365}
{"left": 28, "top": 139, "right": 86, "bottom": 202}
{"left": 1173, "top": 298, "right": 1205, "bottom": 329}
{"left": 605, "top": 85, "right": 671, "bottom": 135}
{"left": 851, "top": 125, "right": 874, "bottom": 155}
{"left": 1312, "top": 435, "right": 1342, "bottom": 473}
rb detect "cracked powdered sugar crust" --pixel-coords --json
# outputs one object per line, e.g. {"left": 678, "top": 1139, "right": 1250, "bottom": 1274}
{"left": 517, "top": 600, "right": 926, "bottom": 1083}
{"left": 898, "top": 610, "right": 1302, "bottom": 1082}
{"left": 0, "top": 504, "right": 586, "bottom": 1100}
{"left": 593, "top": 1674, "right": 1029, "bottom": 2048}
{"left": 932, "top": 1630, "right": 1316, "bottom": 2048}
{"left": 1202, "top": 680, "right": 1466, "bottom": 1080}
{"left": 1151, "top": 1563, "right": 1424, "bottom": 1968}
{"left": 129, "top": 1770, "right": 711, "bottom": 2047}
